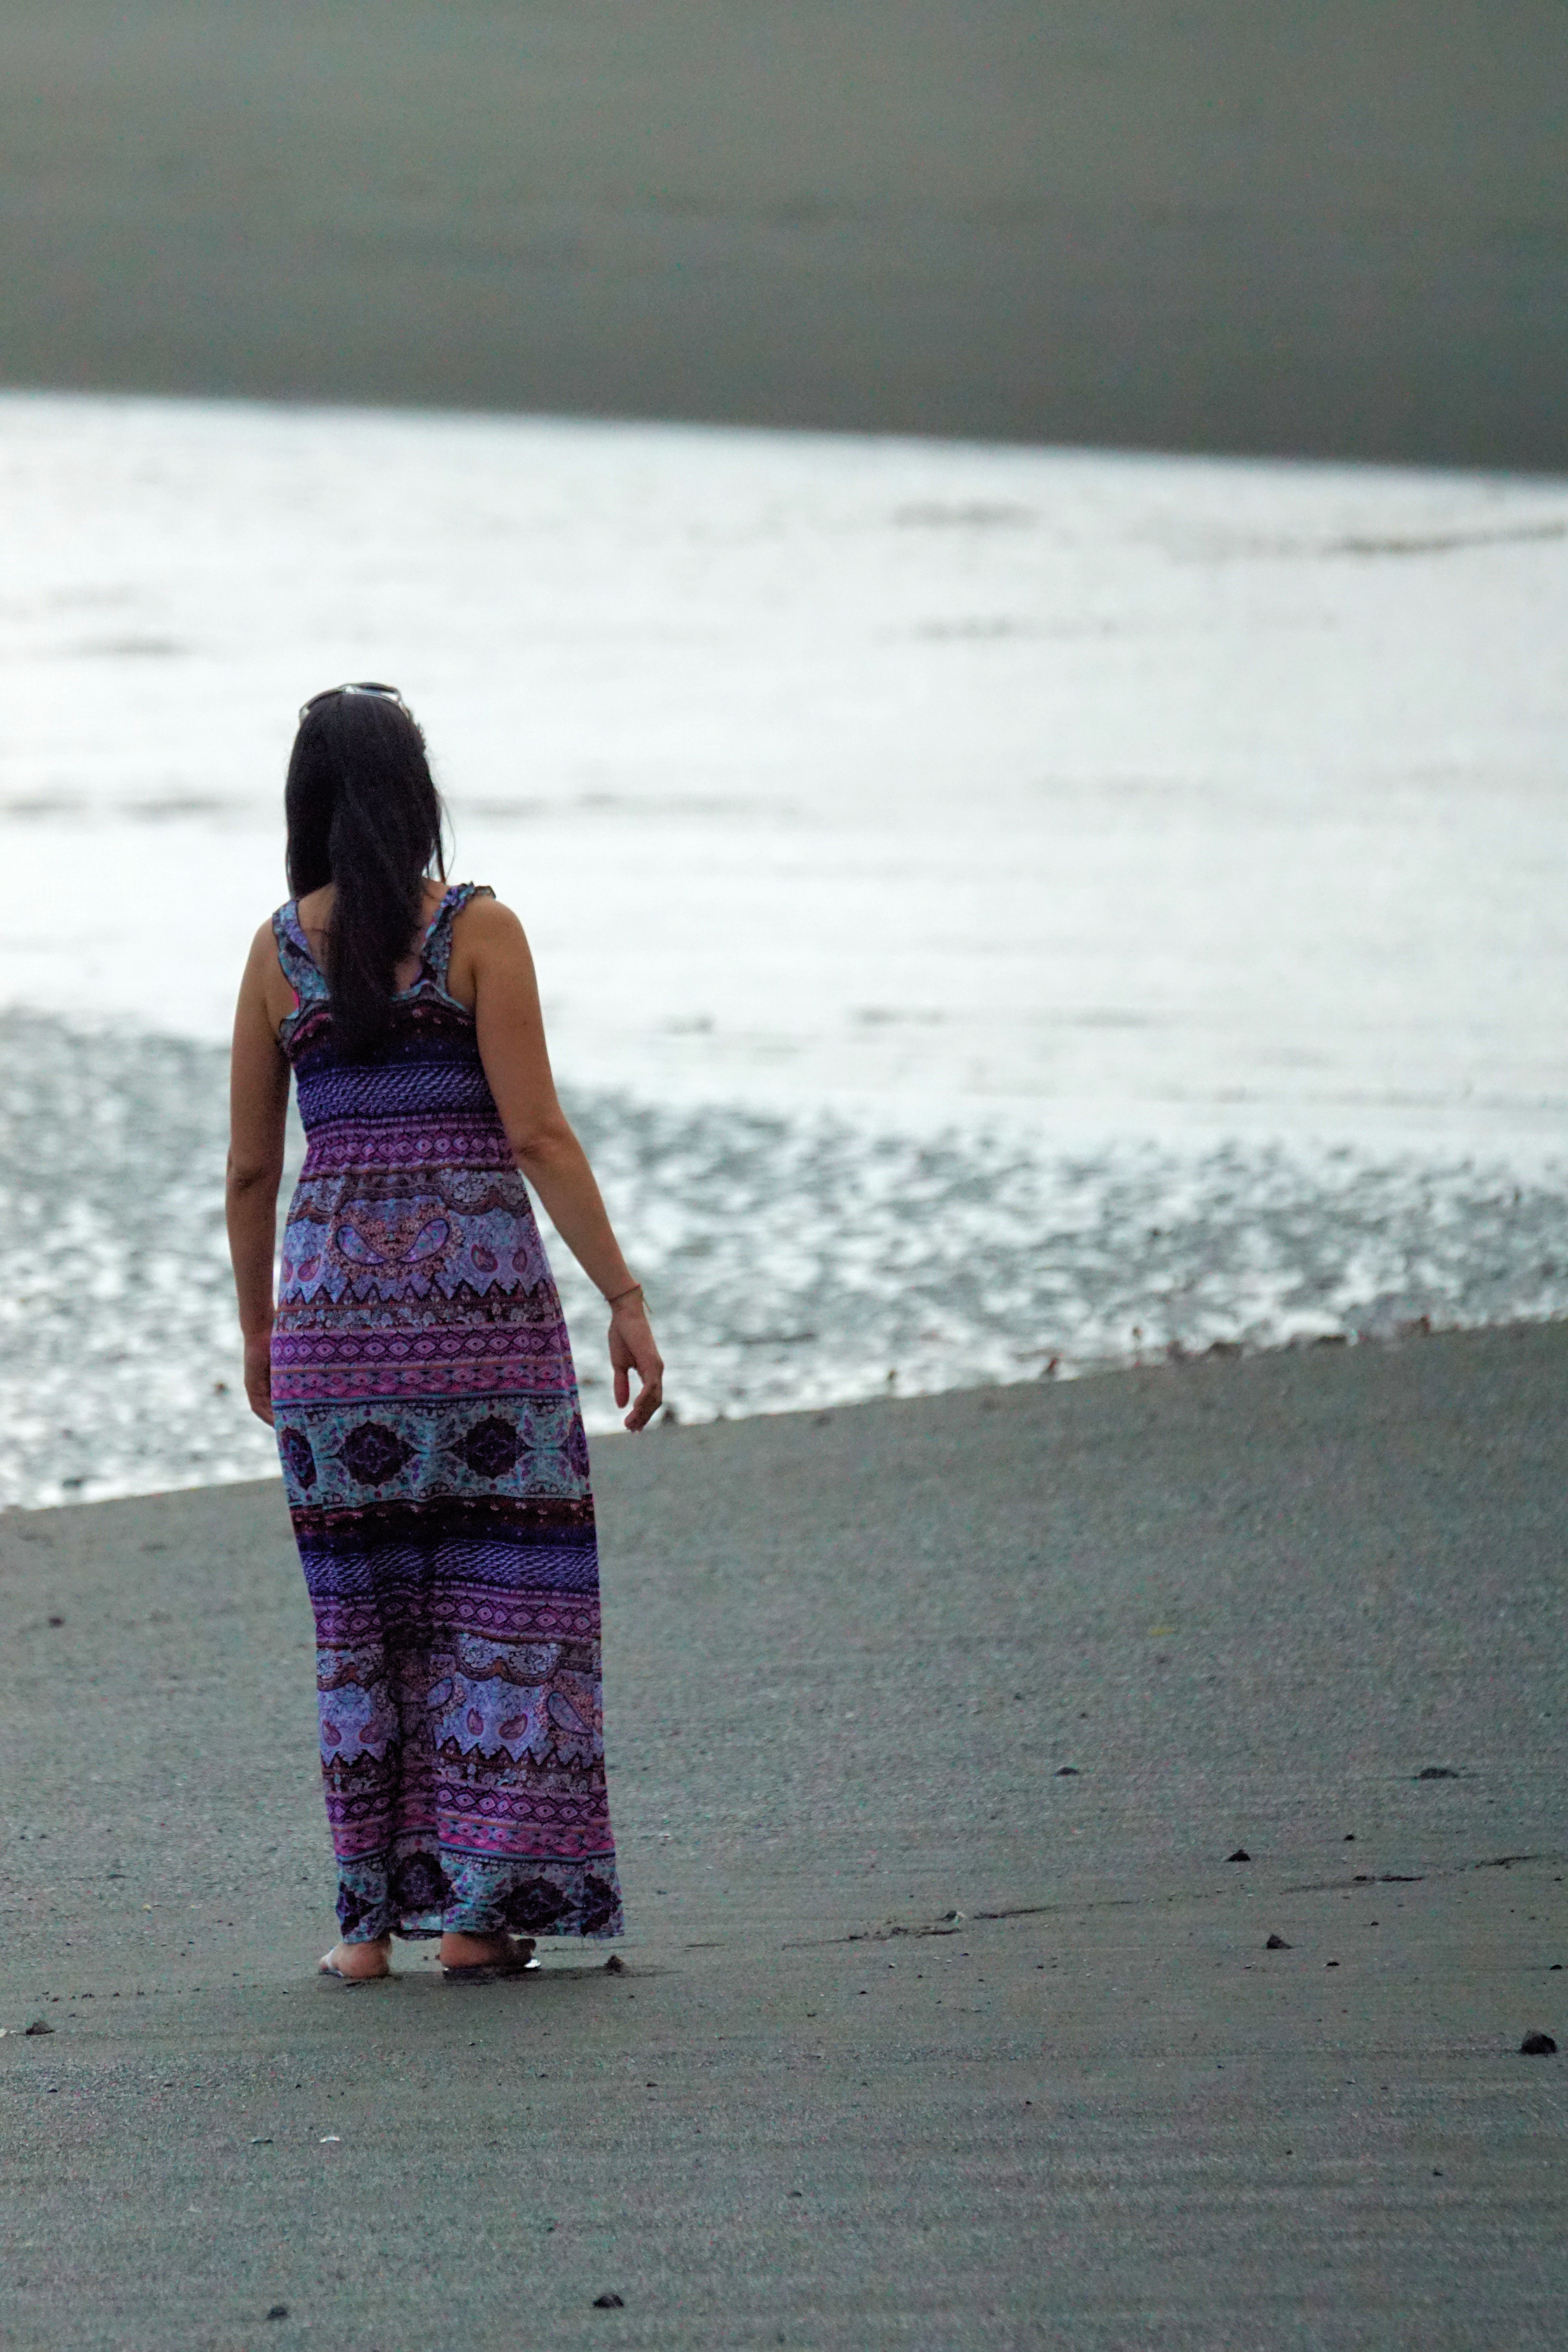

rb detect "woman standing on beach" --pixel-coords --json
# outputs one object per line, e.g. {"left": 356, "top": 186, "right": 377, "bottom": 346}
{"left": 225, "top": 684, "right": 660, "bottom": 1982}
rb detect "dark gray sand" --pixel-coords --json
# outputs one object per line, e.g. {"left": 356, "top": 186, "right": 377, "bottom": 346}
{"left": 3, "top": 0, "right": 1565, "bottom": 466}
{"left": 2, "top": 1324, "right": 1565, "bottom": 2347}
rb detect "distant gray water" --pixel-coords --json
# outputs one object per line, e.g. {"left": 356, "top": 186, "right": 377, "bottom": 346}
{"left": 3, "top": 5, "right": 1562, "bottom": 465}
{"left": 2, "top": 1015, "right": 1564, "bottom": 1510}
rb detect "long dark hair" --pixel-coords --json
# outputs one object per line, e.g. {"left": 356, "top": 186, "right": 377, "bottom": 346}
{"left": 285, "top": 690, "right": 446, "bottom": 1059}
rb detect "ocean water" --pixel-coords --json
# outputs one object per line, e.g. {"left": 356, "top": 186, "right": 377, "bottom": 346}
{"left": 1, "top": 392, "right": 1565, "bottom": 1505}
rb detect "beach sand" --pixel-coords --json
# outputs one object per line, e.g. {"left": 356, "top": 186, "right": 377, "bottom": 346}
{"left": 2, "top": 0, "right": 1564, "bottom": 466}
{"left": 2, "top": 1325, "right": 1563, "bottom": 2346}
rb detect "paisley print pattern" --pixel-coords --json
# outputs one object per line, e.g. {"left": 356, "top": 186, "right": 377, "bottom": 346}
{"left": 270, "top": 883, "right": 623, "bottom": 1944}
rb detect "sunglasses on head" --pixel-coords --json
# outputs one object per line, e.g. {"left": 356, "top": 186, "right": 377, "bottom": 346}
{"left": 298, "top": 681, "right": 408, "bottom": 723}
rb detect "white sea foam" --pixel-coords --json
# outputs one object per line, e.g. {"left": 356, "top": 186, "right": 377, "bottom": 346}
{"left": 2, "top": 1017, "right": 1565, "bottom": 1510}
{"left": 0, "top": 393, "right": 1564, "bottom": 1503}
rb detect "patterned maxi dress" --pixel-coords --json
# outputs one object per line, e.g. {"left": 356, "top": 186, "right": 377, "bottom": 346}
{"left": 269, "top": 883, "right": 623, "bottom": 1944}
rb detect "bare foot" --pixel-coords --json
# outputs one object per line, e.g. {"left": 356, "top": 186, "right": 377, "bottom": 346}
{"left": 439, "top": 1930, "right": 536, "bottom": 1973}
{"left": 319, "top": 1933, "right": 392, "bottom": 1980}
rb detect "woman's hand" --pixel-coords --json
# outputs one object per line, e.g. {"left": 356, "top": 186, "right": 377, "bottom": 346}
{"left": 243, "top": 1327, "right": 275, "bottom": 1426}
{"left": 609, "top": 1294, "right": 664, "bottom": 1432}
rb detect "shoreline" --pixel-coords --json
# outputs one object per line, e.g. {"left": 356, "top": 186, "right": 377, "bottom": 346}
{"left": 6, "top": 1310, "right": 1563, "bottom": 1515}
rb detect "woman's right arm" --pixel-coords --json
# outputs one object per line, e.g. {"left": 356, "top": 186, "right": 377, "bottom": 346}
{"left": 462, "top": 897, "right": 665, "bottom": 1432}
{"left": 226, "top": 924, "right": 292, "bottom": 1426}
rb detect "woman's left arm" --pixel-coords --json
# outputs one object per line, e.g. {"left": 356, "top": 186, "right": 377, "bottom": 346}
{"left": 226, "top": 923, "right": 292, "bottom": 1426}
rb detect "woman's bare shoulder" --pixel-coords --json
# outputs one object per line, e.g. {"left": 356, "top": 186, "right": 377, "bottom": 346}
{"left": 455, "top": 890, "right": 529, "bottom": 946}
{"left": 449, "top": 891, "right": 537, "bottom": 1010}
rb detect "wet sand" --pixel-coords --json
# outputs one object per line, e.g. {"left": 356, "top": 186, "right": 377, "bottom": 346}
{"left": 2, "top": 1324, "right": 1564, "bottom": 2347}
{"left": 1, "top": 0, "right": 1565, "bottom": 466}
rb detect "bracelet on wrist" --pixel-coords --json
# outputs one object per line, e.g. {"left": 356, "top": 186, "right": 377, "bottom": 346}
{"left": 605, "top": 1281, "right": 643, "bottom": 1309}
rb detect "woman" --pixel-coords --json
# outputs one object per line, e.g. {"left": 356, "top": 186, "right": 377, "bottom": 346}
{"left": 225, "top": 682, "right": 661, "bottom": 1982}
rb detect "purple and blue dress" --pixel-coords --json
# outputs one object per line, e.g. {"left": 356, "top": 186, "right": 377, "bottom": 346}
{"left": 269, "top": 882, "right": 622, "bottom": 1945}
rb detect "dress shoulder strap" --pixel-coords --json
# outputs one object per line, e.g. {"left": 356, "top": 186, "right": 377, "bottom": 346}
{"left": 272, "top": 901, "right": 327, "bottom": 1001}
{"left": 422, "top": 881, "right": 494, "bottom": 990}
